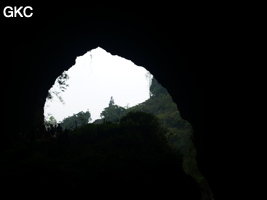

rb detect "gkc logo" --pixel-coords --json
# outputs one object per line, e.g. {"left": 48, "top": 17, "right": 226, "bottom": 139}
{"left": 3, "top": 6, "right": 33, "bottom": 18}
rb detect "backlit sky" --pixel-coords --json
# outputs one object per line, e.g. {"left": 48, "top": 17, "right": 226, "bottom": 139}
{"left": 44, "top": 47, "right": 152, "bottom": 123}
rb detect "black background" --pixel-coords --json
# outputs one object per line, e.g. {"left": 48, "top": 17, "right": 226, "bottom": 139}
{"left": 1, "top": 4, "right": 245, "bottom": 199}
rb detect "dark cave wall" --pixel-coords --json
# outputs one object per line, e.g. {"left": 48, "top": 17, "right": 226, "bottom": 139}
{"left": 13, "top": 8, "right": 204, "bottom": 132}
{"left": 2, "top": 7, "right": 224, "bottom": 198}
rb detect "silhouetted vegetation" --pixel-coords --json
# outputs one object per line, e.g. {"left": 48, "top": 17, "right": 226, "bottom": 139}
{"left": 1, "top": 77, "right": 206, "bottom": 198}
{"left": 60, "top": 110, "right": 92, "bottom": 130}
{"left": 0, "top": 111, "right": 201, "bottom": 198}
{"left": 98, "top": 77, "right": 192, "bottom": 155}
{"left": 100, "top": 96, "right": 125, "bottom": 123}
{"left": 94, "top": 76, "right": 210, "bottom": 199}
{"left": 46, "top": 71, "right": 69, "bottom": 104}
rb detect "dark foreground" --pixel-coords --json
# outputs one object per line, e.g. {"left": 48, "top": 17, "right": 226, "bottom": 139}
{"left": 1, "top": 123, "right": 201, "bottom": 199}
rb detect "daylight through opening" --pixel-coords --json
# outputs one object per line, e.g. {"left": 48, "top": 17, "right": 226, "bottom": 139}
{"left": 43, "top": 46, "right": 194, "bottom": 156}
{"left": 44, "top": 47, "right": 152, "bottom": 125}
{"left": 42, "top": 47, "right": 211, "bottom": 199}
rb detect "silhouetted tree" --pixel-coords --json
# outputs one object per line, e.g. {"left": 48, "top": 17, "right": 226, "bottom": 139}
{"left": 109, "top": 96, "right": 115, "bottom": 107}
{"left": 46, "top": 71, "right": 69, "bottom": 104}
{"left": 44, "top": 115, "right": 57, "bottom": 129}
{"left": 101, "top": 97, "right": 125, "bottom": 123}
{"left": 61, "top": 110, "right": 91, "bottom": 130}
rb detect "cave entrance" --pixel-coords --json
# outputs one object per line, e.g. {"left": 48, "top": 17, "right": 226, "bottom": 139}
{"left": 42, "top": 46, "right": 210, "bottom": 199}
{"left": 44, "top": 47, "right": 152, "bottom": 126}
{"left": 43, "top": 45, "right": 193, "bottom": 157}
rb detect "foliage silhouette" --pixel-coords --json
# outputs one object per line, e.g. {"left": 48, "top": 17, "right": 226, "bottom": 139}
{"left": 100, "top": 96, "right": 125, "bottom": 123}
{"left": 46, "top": 71, "right": 69, "bottom": 104}
{"left": 0, "top": 111, "right": 201, "bottom": 199}
{"left": 60, "top": 110, "right": 91, "bottom": 130}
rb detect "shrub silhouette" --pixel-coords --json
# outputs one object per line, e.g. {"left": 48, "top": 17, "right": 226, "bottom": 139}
{"left": 1, "top": 111, "right": 201, "bottom": 199}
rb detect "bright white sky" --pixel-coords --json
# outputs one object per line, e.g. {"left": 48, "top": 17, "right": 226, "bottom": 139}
{"left": 44, "top": 47, "right": 152, "bottom": 123}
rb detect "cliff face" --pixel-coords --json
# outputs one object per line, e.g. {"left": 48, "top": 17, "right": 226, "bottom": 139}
{"left": 2, "top": 7, "right": 228, "bottom": 199}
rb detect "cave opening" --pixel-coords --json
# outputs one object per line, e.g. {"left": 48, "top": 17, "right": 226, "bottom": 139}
{"left": 1, "top": 8, "right": 219, "bottom": 199}
{"left": 43, "top": 47, "right": 151, "bottom": 126}
{"left": 41, "top": 47, "right": 212, "bottom": 199}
